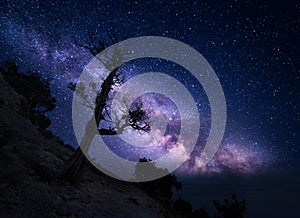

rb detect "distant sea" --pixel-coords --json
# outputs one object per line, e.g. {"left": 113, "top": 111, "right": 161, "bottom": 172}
{"left": 178, "top": 170, "right": 300, "bottom": 218}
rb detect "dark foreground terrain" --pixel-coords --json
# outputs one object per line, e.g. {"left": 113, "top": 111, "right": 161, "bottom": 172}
{"left": 0, "top": 73, "right": 171, "bottom": 218}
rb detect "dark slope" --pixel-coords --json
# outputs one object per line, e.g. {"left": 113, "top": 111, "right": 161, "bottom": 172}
{"left": 0, "top": 73, "right": 170, "bottom": 218}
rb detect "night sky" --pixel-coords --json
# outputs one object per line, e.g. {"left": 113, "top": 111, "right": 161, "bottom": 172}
{"left": 0, "top": 0, "right": 299, "bottom": 217}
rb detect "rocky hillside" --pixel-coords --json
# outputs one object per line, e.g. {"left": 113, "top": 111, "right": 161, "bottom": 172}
{"left": 0, "top": 73, "right": 172, "bottom": 218}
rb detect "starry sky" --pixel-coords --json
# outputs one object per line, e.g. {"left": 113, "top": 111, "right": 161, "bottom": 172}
{"left": 0, "top": 0, "right": 299, "bottom": 216}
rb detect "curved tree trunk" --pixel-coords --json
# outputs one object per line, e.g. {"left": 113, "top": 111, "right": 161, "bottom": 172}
{"left": 60, "top": 69, "right": 117, "bottom": 182}
{"left": 60, "top": 148, "right": 85, "bottom": 181}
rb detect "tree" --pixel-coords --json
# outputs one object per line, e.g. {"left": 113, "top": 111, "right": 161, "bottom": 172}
{"left": 213, "top": 194, "right": 246, "bottom": 218}
{"left": 61, "top": 31, "right": 149, "bottom": 182}
{"left": 133, "top": 158, "right": 182, "bottom": 202}
{"left": 0, "top": 61, "right": 56, "bottom": 132}
{"left": 192, "top": 208, "right": 211, "bottom": 218}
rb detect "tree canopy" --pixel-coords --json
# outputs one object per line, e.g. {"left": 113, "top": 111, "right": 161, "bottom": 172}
{"left": 0, "top": 61, "right": 56, "bottom": 130}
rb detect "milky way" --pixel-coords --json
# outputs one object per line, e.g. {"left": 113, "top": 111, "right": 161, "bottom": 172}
{"left": 101, "top": 76, "right": 272, "bottom": 175}
{"left": 1, "top": 0, "right": 298, "bottom": 176}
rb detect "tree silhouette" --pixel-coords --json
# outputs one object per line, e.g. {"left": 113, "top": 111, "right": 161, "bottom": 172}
{"left": 61, "top": 32, "right": 150, "bottom": 182}
{"left": 0, "top": 61, "right": 56, "bottom": 133}
{"left": 192, "top": 208, "right": 211, "bottom": 218}
{"left": 133, "top": 158, "right": 182, "bottom": 204}
{"left": 213, "top": 194, "right": 246, "bottom": 218}
{"left": 171, "top": 196, "right": 193, "bottom": 217}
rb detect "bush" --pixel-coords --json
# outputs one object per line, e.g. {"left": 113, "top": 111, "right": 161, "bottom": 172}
{"left": 1, "top": 61, "right": 56, "bottom": 131}
{"left": 134, "top": 158, "right": 182, "bottom": 202}
{"left": 172, "top": 197, "right": 193, "bottom": 217}
{"left": 213, "top": 194, "right": 246, "bottom": 218}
